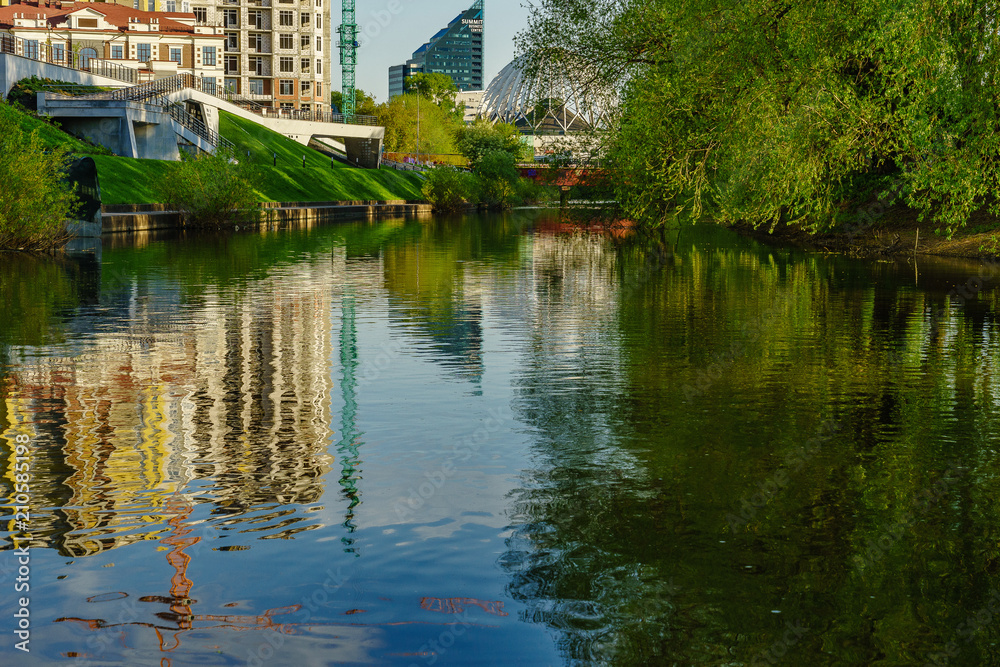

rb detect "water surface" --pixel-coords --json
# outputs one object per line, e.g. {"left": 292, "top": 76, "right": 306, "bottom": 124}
{"left": 2, "top": 213, "right": 1000, "bottom": 666}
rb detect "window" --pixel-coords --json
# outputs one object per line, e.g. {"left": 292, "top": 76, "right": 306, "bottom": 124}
{"left": 249, "top": 10, "right": 263, "bottom": 29}
{"left": 223, "top": 9, "right": 238, "bottom": 27}
{"left": 279, "top": 79, "right": 293, "bottom": 95}
{"left": 79, "top": 47, "right": 97, "bottom": 67}
{"left": 165, "top": 0, "right": 176, "bottom": 11}
{"left": 278, "top": 10, "right": 293, "bottom": 26}
{"left": 315, "top": 0, "right": 320, "bottom": 6}
{"left": 24, "top": 40, "right": 38, "bottom": 60}
{"left": 301, "top": 35, "right": 310, "bottom": 49}
{"left": 250, "top": 33, "right": 264, "bottom": 52}
{"left": 53, "top": 43, "right": 65, "bottom": 62}
{"left": 169, "top": 47, "right": 182, "bottom": 63}
{"left": 279, "top": 56, "right": 293, "bottom": 73}
{"left": 300, "top": 12, "right": 309, "bottom": 26}
{"left": 249, "top": 78, "right": 264, "bottom": 95}
{"left": 315, "top": 36, "right": 321, "bottom": 51}
{"left": 315, "top": 58, "right": 321, "bottom": 74}
{"left": 315, "top": 82, "right": 321, "bottom": 96}
{"left": 147, "top": 0, "right": 154, "bottom": 11}
{"left": 300, "top": 81, "right": 311, "bottom": 96}
{"left": 224, "top": 55, "right": 238, "bottom": 74}
{"left": 279, "top": 34, "right": 293, "bottom": 50}
{"left": 224, "top": 33, "right": 237, "bottom": 50}
{"left": 300, "top": 57, "right": 310, "bottom": 72}
{"left": 280, "top": 102, "right": 294, "bottom": 110}
{"left": 315, "top": 13, "right": 321, "bottom": 28}
{"left": 249, "top": 56, "right": 263, "bottom": 74}
{"left": 224, "top": 77, "right": 238, "bottom": 93}
{"left": 182, "top": 2, "right": 190, "bottom": 12}
{"left": 203, "top": 46, "right": 216, "bottom": 65}
{"left": 137, "top": 43, "right": 151, "bottom": 62}
{"left": 77, "top": 18, "right": 98, "bottom": 28}
{"left": 193, "top": 7, "right": 207, "bottom": 22}
{"left": 300, "top": 104, "right": 311, "bottom": 113}
{"left": 133, "top": 0, "right": 139, "bottom": 8}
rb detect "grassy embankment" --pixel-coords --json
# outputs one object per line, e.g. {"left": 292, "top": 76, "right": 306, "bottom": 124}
{"left": 6, "top": 102, "right": 424, "bottom": 205}
{"left": 91, "top": 111, "right": 424, "bottom": 205}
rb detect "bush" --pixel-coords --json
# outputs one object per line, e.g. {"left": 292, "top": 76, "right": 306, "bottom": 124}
{"left": 0, "top": 110, "right": 79, "bottom": 251}
{"left": 158, "top": 150, "right": 263, "bottom": 227}
{"left": 474, "top": 150, "right": 521, "bottom": 209}
{"left": 421, "top": 166, "right": 477, "bottom": 212}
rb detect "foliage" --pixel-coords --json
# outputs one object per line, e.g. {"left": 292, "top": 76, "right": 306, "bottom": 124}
{"left": 404, "top": 72, "right": 462, "bottom": 118}
{"left": 375, "top": 93, "right": 459, "bottom": 155}
{"left": 157, "top": 150, "right": 263, "bottom": 227}
{"left": 474, "top": 150, "right": 521, "bottom": 209}
{"left": 331, "top": 88, "right": 378, "bottom": 116}
{"left": 0, "top": 109, "right": 79, "bottom": 251}
{"left": 519, "top": 0, "right": 1000, "bottom": 236}
{"left": 456, "top": 119, "right": 530, "bottom": 168}
{"left": 421, "top": 166, "right": 478, "bottom": 212}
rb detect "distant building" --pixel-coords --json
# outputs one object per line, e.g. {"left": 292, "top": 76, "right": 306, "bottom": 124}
{"left": 387, "top": 0, "right": 483, "bottom": 100}
{"left": 0, "top": 1, "right": 224, "bottom": 82}
{"left": 0, "top": 0, "right": 331, "bottom": 114}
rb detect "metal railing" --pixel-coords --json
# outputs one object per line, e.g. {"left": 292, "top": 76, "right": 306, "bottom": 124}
{"left": 0, "top": 33, "right": 140, "bottom": 85}
{"left": 168, "top": 103, "right": 235, "bottom": 152}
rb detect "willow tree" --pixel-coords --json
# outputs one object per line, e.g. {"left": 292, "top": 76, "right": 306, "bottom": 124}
{"left": 519, "top": 0, "right": 1000, "bottom": 235}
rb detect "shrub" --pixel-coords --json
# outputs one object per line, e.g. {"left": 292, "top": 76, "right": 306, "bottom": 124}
{"left": 0, "top": 110, "right": 79, "bottom": 251}
{"left": 421, "top": 166, "right": 477, "bottom": 212}
{"left": 158, "top": 150, "right": 263, "bottom": 227}
{"left": 474, "top": 150, "right": 521, "bottom": 209}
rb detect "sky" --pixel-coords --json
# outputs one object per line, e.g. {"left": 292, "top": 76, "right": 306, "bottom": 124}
{"left": 348, "top": 0, "right": 534, "bottom": 102}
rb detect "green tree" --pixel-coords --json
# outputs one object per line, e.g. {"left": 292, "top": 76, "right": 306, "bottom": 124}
{"left": 421, "top": 166, "right": 478, "bottom": 212}
{"left": 376, "top": 93, "right": 459, "bottom": 155}
{"left": 405, "top": 72, "right": 461, "bottom": 118}
{"left": 520, "top": 0, "right": 1000, "bottom": 236}
{"left": 331, "top": 88, "right": 377, "bottom": 116}
{"left": 456, "top": 119, "right": 529, "bottom": 168}
{"left": 0, "top": 107, "right": 79, "bottom": 251}
{"left": 158, "top": 150, "right": 263, "bottom": 228}
{"left": 474, "top": 150, "right": 520, "bottom": 209}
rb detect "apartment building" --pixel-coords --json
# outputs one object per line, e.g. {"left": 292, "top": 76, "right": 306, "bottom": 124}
{"left": 0, "top": 1, "right": 224, "bottom": 81}
{"left": 192, "top": 0, "right": 329, "bottom": 113}
{"left": 0, "top": 0, "right": 329, "bottom": 113}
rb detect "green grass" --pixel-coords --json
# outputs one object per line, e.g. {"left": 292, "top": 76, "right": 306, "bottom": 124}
{"left": 0, "top": 102, "right": 95, "bottom": 152}
{"left": 2, "top": 101, "right": 424, "bottom": 205}
{"left": 219, "top": 111, "right": 425, "bottom": 202}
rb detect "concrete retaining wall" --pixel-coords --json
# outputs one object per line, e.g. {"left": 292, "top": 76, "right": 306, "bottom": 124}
{"left": 0, "top": 54, "right": 127, "bottom": 98}
{"left": 100, "top": 201, "right": 433, "bottom": 234}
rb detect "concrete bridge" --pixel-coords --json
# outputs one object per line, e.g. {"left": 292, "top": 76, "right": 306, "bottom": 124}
{"left": 3, "top": 47, "right": 383, "bottom": 166}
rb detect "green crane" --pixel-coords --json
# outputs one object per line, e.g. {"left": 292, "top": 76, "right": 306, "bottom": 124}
{"left": 337, "top": 0, "right": 358, "bottom": 120}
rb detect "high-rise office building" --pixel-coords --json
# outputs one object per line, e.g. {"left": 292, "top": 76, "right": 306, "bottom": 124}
{"left": 388, "top": 0, "right": 483, "bottom": 100}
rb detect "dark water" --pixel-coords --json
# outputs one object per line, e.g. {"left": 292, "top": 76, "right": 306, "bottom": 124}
{"left": 2, "top": 213, "right": 1000, "bottom": 666}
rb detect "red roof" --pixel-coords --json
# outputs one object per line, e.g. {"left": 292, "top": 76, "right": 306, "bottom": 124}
{"left": 0, "top": 1, "right": 202, "bottom": 35}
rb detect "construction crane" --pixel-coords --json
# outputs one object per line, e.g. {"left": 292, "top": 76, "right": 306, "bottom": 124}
{"left": 337, "top": 0, "right": 358, "bottom": 120}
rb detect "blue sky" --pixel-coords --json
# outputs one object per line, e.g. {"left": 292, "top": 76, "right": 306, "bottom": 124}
{"left": 349, "top": 0, "right": 534, "bottom": 102}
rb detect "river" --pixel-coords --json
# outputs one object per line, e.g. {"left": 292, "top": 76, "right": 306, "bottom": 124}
{"left": 2, "top": 211, "right": 1000, "bottom": 666}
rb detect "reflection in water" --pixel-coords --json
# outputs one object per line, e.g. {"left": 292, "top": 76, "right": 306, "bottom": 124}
{"left": 6, "top": 214, "right": 1000, "bottom": 665}
{"left": 336, "top": 294, "right": 362, "bottom": 550}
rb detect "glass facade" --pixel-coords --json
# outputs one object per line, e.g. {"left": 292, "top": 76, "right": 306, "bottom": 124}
{"left": 388, "top": 0, "right": 483, "bottom": 99}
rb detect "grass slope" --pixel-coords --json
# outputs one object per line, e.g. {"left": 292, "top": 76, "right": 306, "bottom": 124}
{"left": 1, "top": 102, "right": 95, "bottom": 152}
{"left": 3, "top": 101, "right": 424, "bottom": 205}
{"left": 219, "top": 111, "right": 424, "bottom": 202}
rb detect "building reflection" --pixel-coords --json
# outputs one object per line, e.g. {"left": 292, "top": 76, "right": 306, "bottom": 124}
{"left": 1, "top": 257, "right": 347, "bottom": 556}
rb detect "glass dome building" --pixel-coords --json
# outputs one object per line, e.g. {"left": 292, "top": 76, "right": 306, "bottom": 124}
{"left": 477, "top": 55, "right": 618, "bottom": 134}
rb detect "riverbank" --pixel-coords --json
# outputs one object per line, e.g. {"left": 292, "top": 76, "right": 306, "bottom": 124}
{"left": 734, "top": 203, "right": 1000, "bottom": 260}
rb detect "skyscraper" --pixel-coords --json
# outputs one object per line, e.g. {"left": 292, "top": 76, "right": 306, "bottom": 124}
{"left": 387, "top": 0, "right": 483, "bottom": 100}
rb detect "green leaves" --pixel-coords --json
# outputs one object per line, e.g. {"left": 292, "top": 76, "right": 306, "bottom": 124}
{"left": 522, "top": 0, "right": 1000, "bottom": 236}
{"left": 0, "top": 105, "right": 79, "bottom": 251}
{"left": 157, "top": 150, "right": 263, "bottom": 228}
